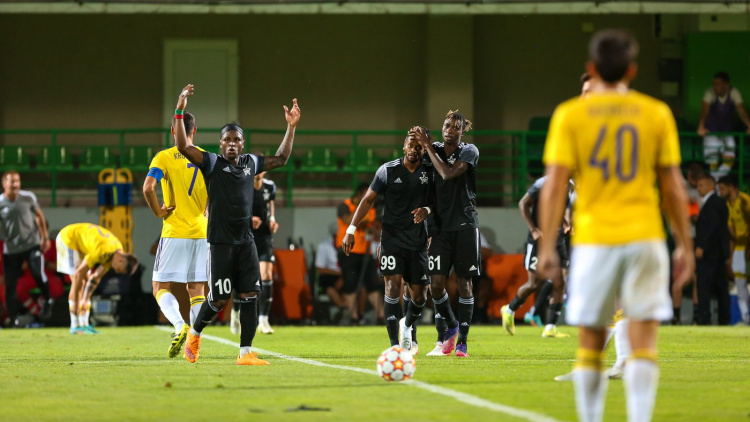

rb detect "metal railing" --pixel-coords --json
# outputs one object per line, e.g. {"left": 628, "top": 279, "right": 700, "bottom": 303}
{"left": 0, "top": 128, "right": 745, "bottom": 207}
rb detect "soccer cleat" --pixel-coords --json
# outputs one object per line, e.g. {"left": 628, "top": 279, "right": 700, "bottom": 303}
{"left": 168, "top": 324, "right": 189, "bottom": 358}
{"left": 541, "top": 326, "right": 570, "bottom": 338}
{"left": 184, "top": 331, "right": 201, "bottom": 363}
{"left": 259, "top": 319, "right": 274, "bottom": 334}
{"left": 412, "top": 342, "right": 419, "bottom": 356}
{"left": 605, "top": 365, "right": 624, "bottom": 380}
{"left": 441, "top": 325, "right": 459, "bottom": 355}
{"left": 236, "top": 352, "right": 270, "bottom": 366}
{"left": 230, "top": 309, "right": 240, "bottom": 335}
{"left": 81, "top": 326, "right": 99, "bottom": 335}
{"left": 523, "top": 311, "right": 543, "bottom": 327}
{"left": 501, "top": 305, "right": 516, "bottom": 335}
{"left": 40, "top": 299, "right": 53, "bottom": 321}
{"left": 554, "top": 371, "right": 574, "bottom": 382}
{"left": 69, "top": 327, "right": 84, "bottom": 335}
{"left": 426, "top": 342, "right": 449, "bottom": 356}
{"left": 455, "top": 343, "right": 469, "bottom": 357}
{"left": 398, "top": 318, "right": 412, "bottom": 351}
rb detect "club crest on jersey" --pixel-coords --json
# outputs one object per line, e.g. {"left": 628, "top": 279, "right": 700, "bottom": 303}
{"left": 243, "top": 167, "right": 253, "bottom": 176}
{"left": 447, "top": 155, "right": 457, "bottom": 165}
{"left": 263, "top": 190, "right": 271, "bottom": 201}
{"left": 419, "top": 172, "right": 428, "bottom": 184}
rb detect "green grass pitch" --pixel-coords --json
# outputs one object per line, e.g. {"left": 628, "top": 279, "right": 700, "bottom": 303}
{"left": 1, "top": 325, "right": 748, "bottom": 421}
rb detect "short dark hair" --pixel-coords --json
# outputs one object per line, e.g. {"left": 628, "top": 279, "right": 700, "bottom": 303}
{"left": 406, "top": 126, "right": 431, "bottom": 143}
{"left": 699, "top": 174, "right": 716, "bottom": 185}
{"left": 687, "top": 162, "right": 706, "bottom": 180}
{"left": 220, "top": 123, "right": 244, "bottom": 138}
{"left": 718, "top": 175, "right": 738, "bottom": 188}
{"left": 444, "top": 110, "right": 473, "bottom": 134}
{"left": 714, "top": 71, "right": 730, "bottom": 83}
{"left": 589, "top": 29, "right": 639, "bottom": 83}
{"left": 172, "top": 112, "right": 196, "bottom": 135}
{"left": 2, "top": 170, "right": 19, "bottom": 181}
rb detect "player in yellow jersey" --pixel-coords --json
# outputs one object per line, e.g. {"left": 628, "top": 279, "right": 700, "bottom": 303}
{"left": 718, "top": 175, "right": 750, "bottom": 324}
{"left": 56, "top": 223, "right": 139, "bottom": 334}
{"left": 537, "top": 30, "right": 693, "bottom": 422}
{"left": 143, "top": 110, "right": 209, "bottom": 358}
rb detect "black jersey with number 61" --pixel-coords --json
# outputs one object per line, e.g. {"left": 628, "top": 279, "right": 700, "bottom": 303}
{"left": 199, "top": 151, "right": 265, "bottom": 245}
{"left": 424, "top": 141, "right": 479, "bottom": 232}
{"left": 370, "top": 158, "right": 433, "bottom": 251}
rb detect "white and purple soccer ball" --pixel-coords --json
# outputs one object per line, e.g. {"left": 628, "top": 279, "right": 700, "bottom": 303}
{"left": 376, "top": 346, "right": 416, "bottom": 382}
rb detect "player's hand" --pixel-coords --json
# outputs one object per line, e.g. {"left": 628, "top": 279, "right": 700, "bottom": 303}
{"left": 284, "top": 98, "right": 301, "bottom": 127}
{"left": 672, "top": 246, "right": 695, "bottom": 290}
{"left": 412, "top": 207, "right": 429, "bottom": 224}
{"left": 697, "top": 126, "right": 708, "bottom": 136}
{"left": 536, "top": 246, "right": 560, "bottom": 280}
{"left": 695, "top": 247, "right": 704, "bottom": 260}
{"left": 252, "top": 216, "right": 262, "bottom": 229}
{"left": 269, "top": 220, "right": 279, "bottom": 234}
{"left": 40, "top": 238, "right": 51, "bottom": 253}
{"left": 157, "top": 204, "right": 175, "bottom": 219}
{"left": 176, "top": 84, "right": 194, "bottom": 110}
{"left": 408, "top": 126, "right": 431, "bottom": 148}
{"left": 341, "top": 233, "right": 355, "bottom": 256}
{"left": 531, "top": 228, "right": 543, "bottom": 241}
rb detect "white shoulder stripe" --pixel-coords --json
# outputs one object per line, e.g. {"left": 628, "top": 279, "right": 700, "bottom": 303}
{"left": 385, "top": 158, "right": 401, "bottom": 167}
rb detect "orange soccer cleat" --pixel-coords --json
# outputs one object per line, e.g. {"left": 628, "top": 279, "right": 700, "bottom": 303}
{"left": 236, "top": 352, "right": 270, "bottom": 366}
{"left": 184, "top": 331, "right": 201, "bottom": 363}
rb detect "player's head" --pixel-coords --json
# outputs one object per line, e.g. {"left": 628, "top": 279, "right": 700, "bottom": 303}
{"left": 443, "top": 110, "right": 472, "bottom": 144}
{"left": 713, "top": 71, "right": 730, "bottom": 97}
{"left": 352, "top": 182, "right": 369, "bottom": 203}
{"left": 686, "top": 162, "right": 706, "bottom": 187}
{"left": 586, "top": 29, "right": 639, "bottom": 85}
{"left": 580, "top": 73, "right": 592, "bottom": 98}
{"left": 219, "top": 123, "right": 245, "bottom": 161}
{"left": 112, "top": 251, "right": 139, "bottom": 275}
{"left": 171, "top": 112, "right": 197, "bottom": 138}
{"left": 404, "top": 126, "right": 429, "bottom": 164}
{"left": 2, "top": 170, "right": 21, "bottom": 196}
{"left": 717, "top": 175, "right": 738, "bottom": 198}
{"left": 696, "top": 175, "right": 716, "bottom": 197}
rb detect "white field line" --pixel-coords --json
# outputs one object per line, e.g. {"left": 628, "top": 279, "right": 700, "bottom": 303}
{"left": 156, "top": 326, "right": 562, "bottom": 422}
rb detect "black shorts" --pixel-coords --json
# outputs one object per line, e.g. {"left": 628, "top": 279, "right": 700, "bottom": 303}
{"left": 318, "top": 274, "right": 340, "bottom": 291}
{"left": 337, "top": 251, "right": 381, "bottom": 294}
{"left": 207, "top": 242, "right": 261, "bottom": 301}
{"left": 524, "top": 239, "right": 569, "bottom": 273}
{"left": 428, "top": 228, "right": 481, "bottom": 279}
{"left": 255, "top": 235, "right": 276, "bottom": 263}
{"left": 379, "top": 241, "right": 430, "bottom": 286}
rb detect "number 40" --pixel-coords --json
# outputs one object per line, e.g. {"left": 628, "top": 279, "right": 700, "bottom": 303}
{"left": 589, "top": 124, "right": 639, "bottom": 182}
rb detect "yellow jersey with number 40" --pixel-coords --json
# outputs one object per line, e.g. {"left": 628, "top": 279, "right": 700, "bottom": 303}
{"left": 543, "top": 90, "right": 681, "bottom": 246}
{"left": 148, "top": 146, "right": 208, "bottom": 239}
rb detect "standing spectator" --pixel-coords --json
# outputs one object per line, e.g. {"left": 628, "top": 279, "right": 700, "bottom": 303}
{"left": 335, "top": 183, "right": 377, "bottom": 324}
{"left": 316, "top": 223, "right": 345, "bottom": 322}
{"left": 697, "top": 72, "right": 750, "bottom": 179}
{"left": 0, "top": 170, "right": 53, "bottom": 327}
{"left": 717, "top": 175, "right": 750, "bottom": 324}
{"left": 695, "top": 176, "right": 731, "bottom": 325}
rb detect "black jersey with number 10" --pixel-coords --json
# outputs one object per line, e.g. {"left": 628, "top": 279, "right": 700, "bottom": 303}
{"left": 425, "top": 141, "right": 479, "bottom": 232}
{"left": 370, "top": 158, "right": 433, "bottom": 251}
{"left": 199, "top": 151, "right": 265, "bottom": 245}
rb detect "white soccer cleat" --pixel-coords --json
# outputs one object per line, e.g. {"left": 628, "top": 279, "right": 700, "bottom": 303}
{"left": 230, "top": 309, "right": 240, "bottom": 335}
{"left": 425, "top": 341, "right": 449, "bottom": 356}
{"left": 604, "top": 365, "right": 624, "bottom": 380}
{"left": 259, "top": 319, "right": 274, "bottom": 334}
{"left": 412, "top": 342, "right": 419, "bottom": 356}
{"left": 554, "top": 371, "right": 574, "bottom": 382}
{"left": 399, "top": 318, "right": 412, "bottom": 351}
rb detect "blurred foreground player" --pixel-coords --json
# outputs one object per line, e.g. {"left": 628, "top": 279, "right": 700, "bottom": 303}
{"left": 537, "top": 30, "right": 693, "bottom": 422}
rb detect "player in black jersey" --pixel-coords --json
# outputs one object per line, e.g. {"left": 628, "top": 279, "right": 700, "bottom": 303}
{"left": 342, "top": 129, "right": 434, "bottom": 353}
{"left": 173, "top": 84, "right": 300, "bottom": 365}
{"left": 252, "top": 173, "right": 278, "bottom": 334}
{"left": 501, "top": 176, "right": 572, "bottom": 338}
{"left": 410, "top": 111, "right": 479, "bottom": 358}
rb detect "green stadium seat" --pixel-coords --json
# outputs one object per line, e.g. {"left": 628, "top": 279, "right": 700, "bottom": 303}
{"left": 36, "top": 147, "right": 74, "bottom": 171}
{"left": 346, "top": 148, "right": 380, "bottom": 173}
{"left": 123, "top": 146, "right": 155, "bottom": 172}
{"left": 301, "top": 148, "right": 337, "bottom": 172}
{"left": 0, "top": 146, "right": 30, "bottom": 171}
{"left": 80, "top": 146, "right": 113, "bottom": 171}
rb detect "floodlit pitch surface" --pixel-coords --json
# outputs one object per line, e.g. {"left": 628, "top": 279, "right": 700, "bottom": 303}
{"left": 1, "top": 325, "right": 747, "bottom": 421}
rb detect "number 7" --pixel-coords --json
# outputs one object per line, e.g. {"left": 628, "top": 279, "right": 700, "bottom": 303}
{"left": 187, "top": 163, "right": 198, "bottom": 196}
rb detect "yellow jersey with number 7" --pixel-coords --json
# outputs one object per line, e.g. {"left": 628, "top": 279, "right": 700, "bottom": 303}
{"left": 148, "top": 146, "right": 208, "bottom": 239}
{"left": 543, "top": 90, "right": 681, "bottom": 246}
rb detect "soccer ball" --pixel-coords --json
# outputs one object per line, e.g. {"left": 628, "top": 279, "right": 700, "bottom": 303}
{"left": 376, "top": 346, "right": 416, "bottom": 382}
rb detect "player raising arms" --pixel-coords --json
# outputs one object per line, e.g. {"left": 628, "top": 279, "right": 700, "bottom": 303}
{"left": 143, "top": 110, "right": 208, "bottom": 358}
{"left": 537, "top": 30, "right": 693, "bottom": 422}
{"left": 410, "top": 111, "right": 479, "bottom": 357}
{"left": 174, "top": 84, "right": 300, "bottom": 365}
{"left": 57, "top": 223, "right": 139, "bottom": 334}
{"left": 252, "top": 172, "right": 279, "bottom": 334}
{"left": 342, "top": 128, "right": 434, "bottom": 351}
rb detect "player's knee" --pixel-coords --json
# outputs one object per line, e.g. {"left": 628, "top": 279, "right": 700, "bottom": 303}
{"left": 212, "top": 298, "right": 228, "bottom": 309}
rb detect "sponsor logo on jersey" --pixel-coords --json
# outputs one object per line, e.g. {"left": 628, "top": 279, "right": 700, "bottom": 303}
{"left": 469, "top": 265, "right": 477, "bottom": 271}
{"left": 420, "top": 172, "right": 428, "bottom": 184}
{"left": 421, "top": 275, "right": 427, "bottom": 280}
{"left": 394, "top": 177, "right": 403, "bottom": 184}
{"left": 386, "top": 315, "right": 397, "bottom": 321}
{"left": 223, "top": 166, "right": 232, "bottom": 173}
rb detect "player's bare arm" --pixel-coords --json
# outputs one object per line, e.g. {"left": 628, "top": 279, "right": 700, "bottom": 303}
{"left": 536, "top": 165, "right": 571, "bottom": 279}
{"left": 269, "top": 200, "right": 279, "bottom": 234}
{"left": 341, "top": 188, "right": 377, "bottom": 256}
{"left": 518, "top": 193, "right": 542, "bottom": 240}
{"left": 409, "top": 127, "right": 469, "bottom": 180}
{"left": 81, "top": 265, "right": 108, "bottom": 304}
{"left": 173, "top": 84, "right": 203, "bottom": 166}
{"left": 658, "top": 166, "right": 695, "bottom": 289}
{"left": 736, "top": 102, "right": 750, "bottom": 134}
{"left": 142, "top": 176, "right": 175, "bottom": 219}
{"left": 34, "top": 207, "right": 50, "bottom": 253}
{"left": 697, "top": 101, "right": 710, "bottom": 136}
{"left": 263, "top": 99, "right": 301, "bottom": 172}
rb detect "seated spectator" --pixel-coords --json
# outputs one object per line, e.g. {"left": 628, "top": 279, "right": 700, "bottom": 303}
{"left": 316, "top": 224, "right": 346, "bottom": 322}
{"left": 698, "top": 71, "right": 750, "bottom": 179}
